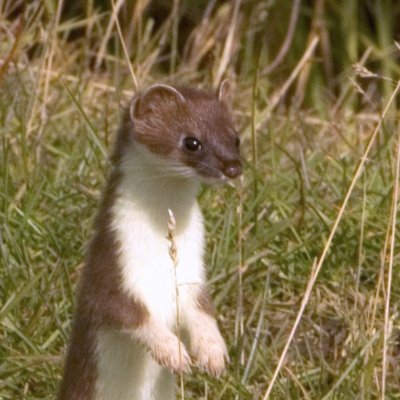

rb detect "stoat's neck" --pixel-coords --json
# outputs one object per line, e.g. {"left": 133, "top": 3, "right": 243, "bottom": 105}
{"left": 115, "top": 142, "right": 200, "bottom": 234}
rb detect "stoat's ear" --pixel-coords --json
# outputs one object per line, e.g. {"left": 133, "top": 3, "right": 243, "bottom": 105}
{"left": 217, "top": 79, "right": 232, "bottom": 104}
{"left": 130, "top": 84, "right": 186, "bottom": 121}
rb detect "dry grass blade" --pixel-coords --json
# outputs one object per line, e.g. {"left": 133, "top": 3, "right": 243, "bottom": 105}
{"left": 262, "top": 258, "right": 318, "bottom": 400}
{"left": 235, "top": 177, "right": 245, "bottom": 365}
{"left": 42, "top": 0, "right": 63, "bottom": 111}
{"left": 269, "top": 35, "right": 319, "bottom": 110}
{"left": 262, "top": 80, "right": 400, "bottom": 400}
{"left": 0, "top": 60, "right": 134, "bottom": 97}
{"left": 94, "top": 0, "right": 124, "bottom": 70}
{"left": 354, "top": 176, "right": 366, "bottom": 311}
{"left": 258, "top": 35, "right": 319, "bottom": 129}
{"left": 167, "top": 209, "right": 185, "bottom": 399}
{"left": 111, "top": 0, "right": 139, "bottom": 91}
{"left": 0, "top": 16, "right": 24, "bottom": 83}
{"left": 381, "top": 132, "right": 400, "bottom": 399}
{"left": 214, "top": 0, "right": 241, "bottom": 84}
{"left": 25, "top": 0, "right": 63, "bottom": 138}
{"left": 261, "top": 0, "right": 302, "bottom": 75}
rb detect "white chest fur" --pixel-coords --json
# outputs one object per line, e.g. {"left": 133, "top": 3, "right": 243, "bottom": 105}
{"left": 111, "top": 144, "right": 205, "bottom": 326}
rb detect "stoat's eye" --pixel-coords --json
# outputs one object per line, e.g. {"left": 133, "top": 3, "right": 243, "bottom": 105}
{"left": 183, "top": 136, "right": 202, "bottom": 152}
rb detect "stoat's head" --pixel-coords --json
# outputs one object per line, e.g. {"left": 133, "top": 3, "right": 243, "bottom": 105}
{"left": 128, "top": 81, "right": 242, "bottom": 182}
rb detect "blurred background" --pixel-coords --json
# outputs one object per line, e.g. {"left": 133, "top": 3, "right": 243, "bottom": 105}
{"left": 2, "top": 0, "right": 400, "bottom": 107}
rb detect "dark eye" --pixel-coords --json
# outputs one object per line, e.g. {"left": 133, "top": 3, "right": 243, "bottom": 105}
{"left": 183, "top": 137, "right": 202, "bottom": 151}
{"left": 235, "top": 137, "right": 240, "bottom": 147}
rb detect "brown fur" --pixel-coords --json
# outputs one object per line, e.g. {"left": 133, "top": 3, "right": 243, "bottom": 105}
{"left": 58, "top": 122, "right": 149, "bottom": 400}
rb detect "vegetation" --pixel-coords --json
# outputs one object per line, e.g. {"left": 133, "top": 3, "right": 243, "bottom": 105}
{"left": 1, "top": 0, "right": 400, "bottom": 398}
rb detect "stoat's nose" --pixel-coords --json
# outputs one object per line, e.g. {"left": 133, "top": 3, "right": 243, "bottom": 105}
{"left": 223, "top": 160, "right": 242, "bottom": 179}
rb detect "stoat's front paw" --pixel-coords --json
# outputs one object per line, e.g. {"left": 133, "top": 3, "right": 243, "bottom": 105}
{"left": 191, "top": 327, "right": 229, "bottom": 377}
{"left": 149, "top": 333, "right": 191, "bottom": 374}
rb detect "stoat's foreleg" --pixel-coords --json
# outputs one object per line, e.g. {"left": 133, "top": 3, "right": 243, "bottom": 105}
{"left": 185, "top": 287, "right": 229, "bottom": 377}
{"left": 127, "top": 318, "right": 192, "bottom": 374}
{"left": 94, "top": 291, "right": 192, "bottom": 374}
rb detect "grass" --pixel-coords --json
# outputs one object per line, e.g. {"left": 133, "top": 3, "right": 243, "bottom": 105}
{"left": 1, "top": 1, "right": 400, "bottom": 399}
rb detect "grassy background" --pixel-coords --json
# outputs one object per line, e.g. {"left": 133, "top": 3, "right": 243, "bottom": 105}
{"left": 1, "top": 0, "right": 400, "bottom": 398}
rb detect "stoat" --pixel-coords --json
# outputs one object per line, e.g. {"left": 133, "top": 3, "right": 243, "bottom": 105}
{"left": 58, "top": 81, "right": 242, "bottom": 400}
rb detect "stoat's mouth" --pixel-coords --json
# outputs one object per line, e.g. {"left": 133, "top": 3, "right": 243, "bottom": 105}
{"left": 188, "top": 158, "right": 242, "bottom": 183}
{"left": 197, "top": 170, "right": 243, "bottom": 186}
